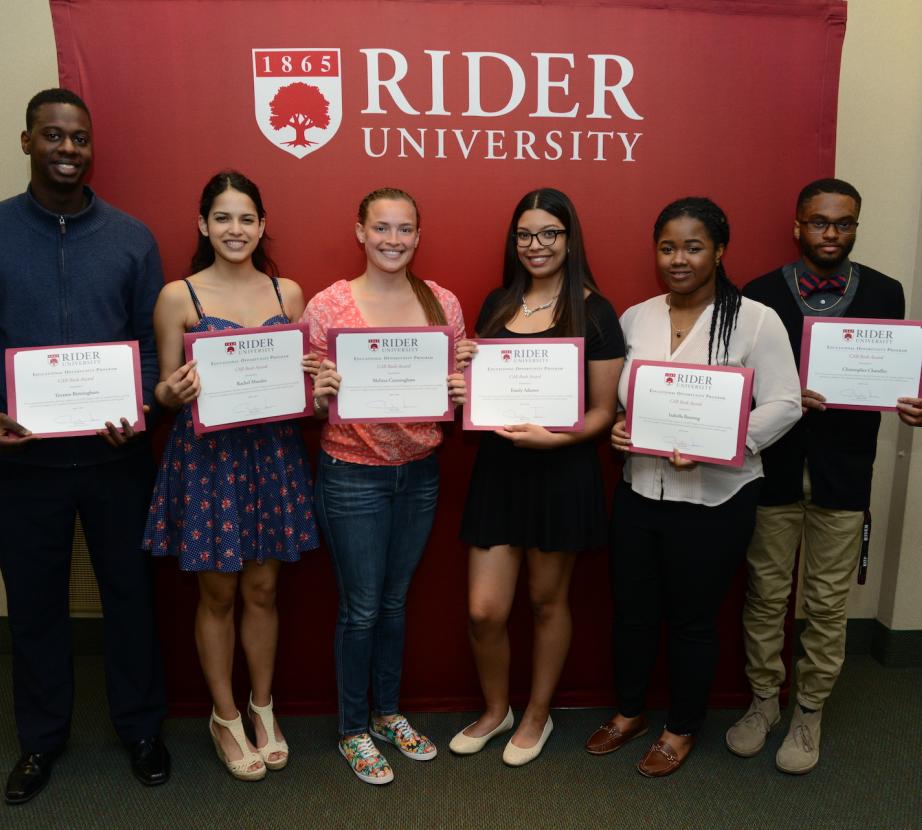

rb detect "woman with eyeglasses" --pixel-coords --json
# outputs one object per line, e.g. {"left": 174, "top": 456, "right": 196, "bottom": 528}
{"left": 450, "top": 188, "right": 624, "bottom": 766}
{"left": 583, "top": 197, "right": 801, "bottom": 776}
{"left": 303, "top": 187, "right": 467, "bottom": 785}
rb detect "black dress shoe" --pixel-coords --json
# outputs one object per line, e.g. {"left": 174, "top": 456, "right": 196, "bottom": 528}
{"left": 128, "top": 737, "right": 171, "bottom": 787}
{"left": 5, "top": 752, "right": 57, "bottom": 805}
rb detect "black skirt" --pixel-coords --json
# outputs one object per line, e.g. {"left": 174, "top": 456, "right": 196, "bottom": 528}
{"left": 460, "top": 433, "right": 608, "bottom": 553}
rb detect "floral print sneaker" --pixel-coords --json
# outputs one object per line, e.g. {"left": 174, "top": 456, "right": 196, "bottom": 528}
{"left": 370, "top": 714, "right": 438, "bottom": 761}
{"left": 339, "top": 733, "right": 394, "bottom": 785}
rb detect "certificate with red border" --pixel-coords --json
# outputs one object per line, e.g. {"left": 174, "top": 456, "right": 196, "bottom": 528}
{"left": 328, "top": 326, "right": 454, "bottom": 424}
{"left": 799, "top": 317, "right": 922, "bottom": 411}
{"left": 463, "top": 338, "right": 585, "bottom": 431}
{"left": 184, "top": 323, "right": 311, "bottom": 435}
{"left": 625, "top": 360, "right": 754, "bottom": 467}
{"left": 5, "top": 341, "right": 145, "bottom": 438}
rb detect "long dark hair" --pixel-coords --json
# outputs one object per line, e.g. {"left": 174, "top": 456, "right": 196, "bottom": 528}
{"left": 653, "top": 196, "right": 740, "bottom": 365}
{"left": 480, "top": 188, "right": 599, "bottom": 338}
{"left": 357, "top": 187, "right": 446, "bottom": 325}
{"left": 191, "top": 170, "right": 279, "bottom": 277}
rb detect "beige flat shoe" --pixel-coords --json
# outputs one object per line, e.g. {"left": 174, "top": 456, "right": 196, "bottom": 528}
{"left": 248, "top": 694, "right": 289, "bottom": 770}
{"left": 209, "top": 709, "right": 266, "bottom": 781}
{"left": 502, "top": 716, "right": 554, "bottom": 767}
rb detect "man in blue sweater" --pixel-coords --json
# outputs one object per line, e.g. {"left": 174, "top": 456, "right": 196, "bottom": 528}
{"left": 0, "top": 88, "right": 169, "bottom": 805}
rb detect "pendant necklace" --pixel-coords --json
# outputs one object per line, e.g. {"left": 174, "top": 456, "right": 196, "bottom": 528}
{"left": 521, "top": 294, "right": 558, "bottom": 318}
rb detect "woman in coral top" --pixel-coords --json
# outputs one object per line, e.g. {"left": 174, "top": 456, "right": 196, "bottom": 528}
{"left": 303, "top": 188, "right": 466, "bottom": 785}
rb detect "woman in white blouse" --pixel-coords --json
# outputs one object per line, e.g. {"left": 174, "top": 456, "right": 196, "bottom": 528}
{"left": 583, "top": 197, "right": 801, "bottom": 776}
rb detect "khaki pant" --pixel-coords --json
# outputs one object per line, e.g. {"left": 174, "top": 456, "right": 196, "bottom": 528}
{"left": 742, "top": 468, "right": 863, "bottom": 710}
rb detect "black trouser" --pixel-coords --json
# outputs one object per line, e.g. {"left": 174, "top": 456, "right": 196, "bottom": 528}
{"left": 610, "top": 479, "right": 760, "bottom": 735}
{"left": 0, "top": 455, "right": 166, "bottom": 754}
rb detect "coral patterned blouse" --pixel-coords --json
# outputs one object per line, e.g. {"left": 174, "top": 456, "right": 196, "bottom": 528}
{"left": 303, "top": 279, "right": 466, "bottom": 465}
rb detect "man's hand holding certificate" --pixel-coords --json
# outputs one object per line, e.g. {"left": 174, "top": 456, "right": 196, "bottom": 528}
{"left": 799, "top": 317, "right": 922, "bottom": 411}
{"left": 625, "top": 360, "right": 754, "bottom": 466}
{"left": 4, "top": 341, "right": 145, "bottom": 438}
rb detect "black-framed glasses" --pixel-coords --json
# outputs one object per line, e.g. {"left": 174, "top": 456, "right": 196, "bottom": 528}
{"left": 514, "top": 228, "right": 567, "bottom": 247}
{"left": 798, "top": 218, "right": 859, "bottom": 235}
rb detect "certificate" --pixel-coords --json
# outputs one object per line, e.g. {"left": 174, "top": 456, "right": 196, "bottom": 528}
{"left": 184, "top": 323, "right": 311, "bottom": 435}
{"left": 800, "top": 317, "right": 922, "bottom": 411}
{"left": 625, "top": 360, "right": 754, "bottom": 466}
{"left": 328, "top": 327, "right": 453, "bottom": 424}
{"left": 463, "top": 338, "right": 585, "bottom": 431}
{"left": 5, "top": 341, "right": 144, "bottom": 438}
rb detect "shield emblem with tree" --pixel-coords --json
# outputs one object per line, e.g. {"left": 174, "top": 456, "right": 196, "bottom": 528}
{"left": 252, "top": 48, "right": 342, "bottom": 158}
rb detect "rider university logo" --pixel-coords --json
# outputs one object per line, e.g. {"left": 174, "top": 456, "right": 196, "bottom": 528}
{"left": 664, "top": 372, "right": 676, "bottom": 385}
{"left": 368, "top": 339, "right": 380, "bottom": 351}
{"left": 47, "top": 353, "right": 59, "bottom": 366}
{"left": 253, "top": 48, "right": 343, "bottom": 158}
{"left": 225, "top": 342, "right": 237, "bottom": 354}
{"left": 842, "top": 329, "right": 855, "bottom": 341}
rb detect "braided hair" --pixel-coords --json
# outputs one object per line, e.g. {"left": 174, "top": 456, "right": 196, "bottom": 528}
{"left": 653, "top": 197, "right": 740, "bottom": 365}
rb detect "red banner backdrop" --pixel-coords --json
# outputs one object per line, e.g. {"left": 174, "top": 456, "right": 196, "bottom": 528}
{"left": 50, "top": 0, "right": 845, "bottom": 714}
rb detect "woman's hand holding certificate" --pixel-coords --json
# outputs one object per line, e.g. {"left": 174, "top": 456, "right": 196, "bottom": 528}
{"left": 184, "top": 323, "right": 312, "bottom": 434}
{"left": 625, "top": 360, "right": 754, "bottom": 467}
{"left": 327, "top": 327, "right": 454, "bottom": 423}
{"left": 462, "top": 338, "right": 585, "bottom": 431}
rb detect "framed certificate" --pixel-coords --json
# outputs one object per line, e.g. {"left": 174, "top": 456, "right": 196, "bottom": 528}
{"left": 799, "top": 317, "right": 922, "bottom": 411}
{"left": 328, "top": 326, "right": 454, "bottom": 424}
{"left": 463, "top": 338, "right": 585, "bottom": 431}
{"left": 5, "top": 341, "right": 145, "bottom": 438}
{"left": 184, "top": 323, "right": 312, "bottom": 435}
{"left": 625, "top": 360, "right": 754, "bottom": 467}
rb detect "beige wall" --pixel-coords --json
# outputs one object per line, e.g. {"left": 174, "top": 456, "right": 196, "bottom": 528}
{"left": 835, "top": 0, "right": 922, "bottom": 629}
{"left": 0, "top": 0, "right": 58, "bottom": 617}
{"left": 1, "top": 0, "right": 921, "bottom": 627}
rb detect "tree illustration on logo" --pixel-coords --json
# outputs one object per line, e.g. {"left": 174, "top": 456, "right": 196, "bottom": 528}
{"left": 268, "top": 82, "right": 331, "bottom": 147}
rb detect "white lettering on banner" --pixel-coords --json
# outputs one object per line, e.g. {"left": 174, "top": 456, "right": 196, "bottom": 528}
{"left": 425, "top": 50, "right": 451, "bottom": 115}
{"left": 361, "top": 48, "right": 420, "bottom": 114}
{"left": 587, "top": 55, "right": 642, "bottom": 119}
{"left": 362, "top": 127, "right": 643, "bottom": 161}
{"left": 531, "top": 53, "right": 579, "bottom": 118}
{"left": 462, "top": 52, "right": 526, "bottom": 117}
{"left": 360, "top": 48, "right": 642, "bottom": 120}
{"left": 256, "top": 46, "right": 644, "bottom": 161}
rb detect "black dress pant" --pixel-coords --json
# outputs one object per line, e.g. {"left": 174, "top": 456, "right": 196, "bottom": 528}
{"left": 610, "top": 479, "right": 760, "bottom": 735}
{"left": 0, "top": 454, "right": 166, "bottom": 754}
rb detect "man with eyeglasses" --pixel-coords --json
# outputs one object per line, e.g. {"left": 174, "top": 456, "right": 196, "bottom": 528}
{"left": 724, "top": 178, "right": 920, "bottom": 774}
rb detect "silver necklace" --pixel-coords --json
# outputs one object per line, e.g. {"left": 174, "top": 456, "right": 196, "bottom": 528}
{"left": 521, "top": 294, "right": 558, "bottom": 318}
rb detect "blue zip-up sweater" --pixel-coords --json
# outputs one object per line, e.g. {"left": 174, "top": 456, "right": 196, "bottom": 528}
{"left": 0, "top": 186, "right": 164, "bottom": 466}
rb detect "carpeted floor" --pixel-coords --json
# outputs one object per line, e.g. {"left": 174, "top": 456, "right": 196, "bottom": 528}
{"left": 1, "top": 654, "right": 920, "bottom": 830}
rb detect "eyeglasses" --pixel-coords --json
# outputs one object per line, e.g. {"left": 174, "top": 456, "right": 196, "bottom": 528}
{"left": 798, "top": 218, "right": 859, "bottom": 235}
{"left": 514, "top": 229, "right": 567, "bottom": 247}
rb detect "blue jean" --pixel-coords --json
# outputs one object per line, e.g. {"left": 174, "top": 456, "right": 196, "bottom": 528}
{"left": 315, "top": 450, "right": 439, "bottom": 736}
